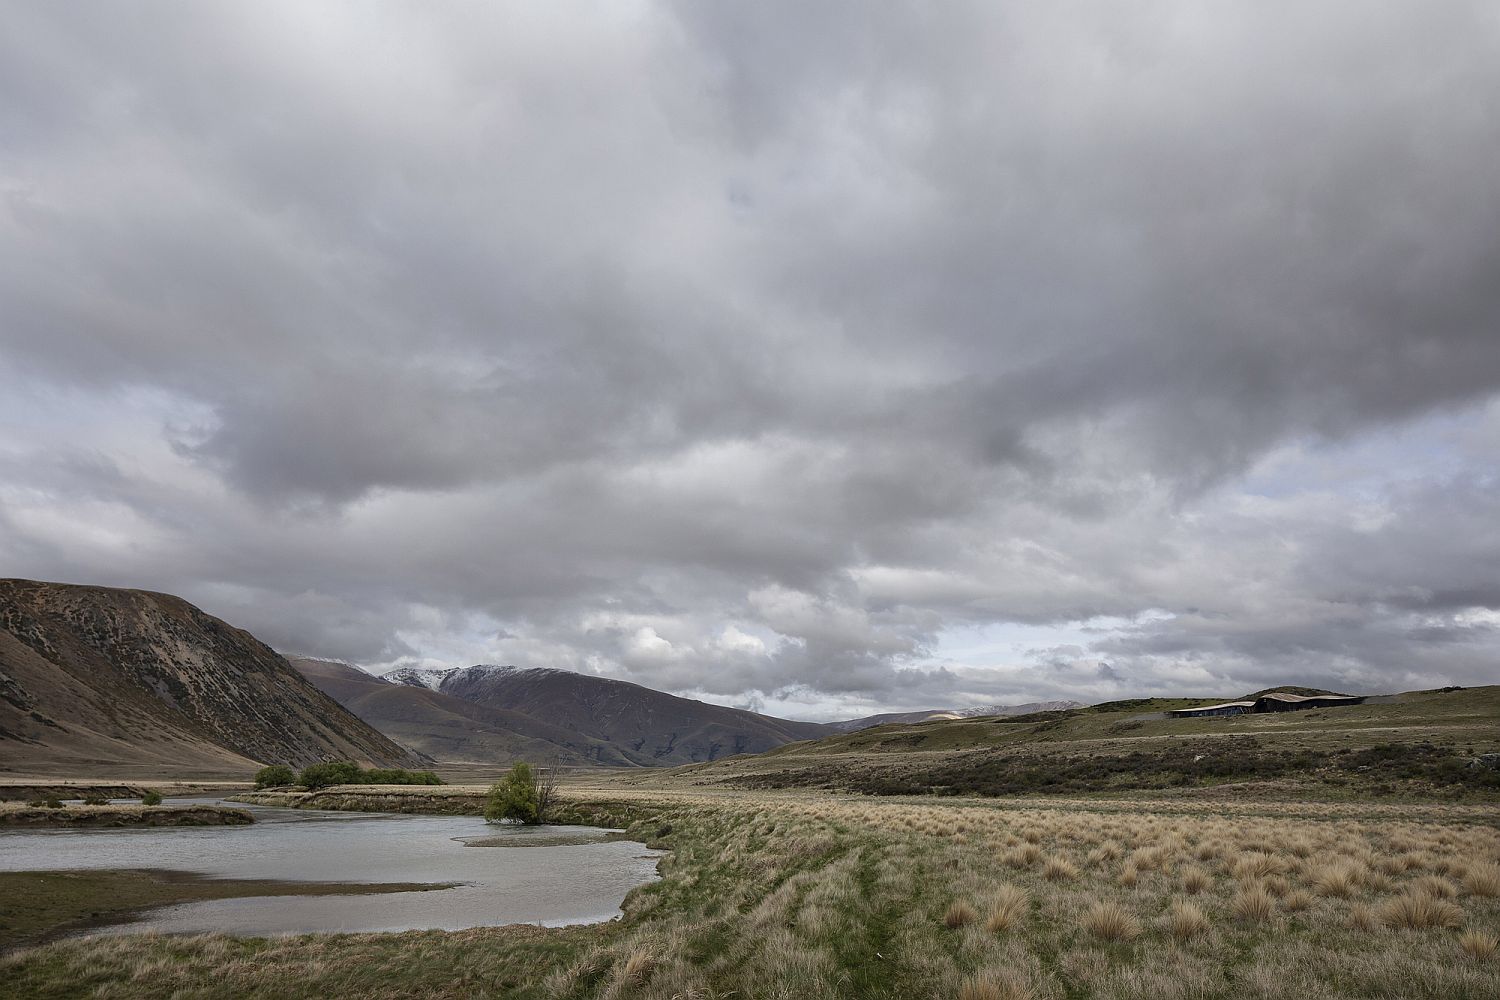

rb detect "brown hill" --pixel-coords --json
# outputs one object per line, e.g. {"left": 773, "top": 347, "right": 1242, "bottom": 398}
{"left": 388, "top": 664, "right": 828, "bottom": 765}
{"left": 0, "top": 580, "right": 422, "bottom": 779}
{"left": 288, "top": 657, "right": 645, "bottom": 767}
{"left": 827, "top": 701, "right": 1085, "bottom": 733}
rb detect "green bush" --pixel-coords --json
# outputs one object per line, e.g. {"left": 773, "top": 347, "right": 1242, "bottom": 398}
{"left": 486, "top": 762, "right": 540, "bottom": 824}
{"left": 141, "top": 789, "right": 163, "bottom": 806}
{"left": 44, "top": 797, "right": 64, "bottom": 809}
{"left": 254, "top": 764, "right": 297, "bottom": 789}
{"left": 298, "top": 761, "right": 363, "bottom": 790}
{"left": 362, "top": 768, "right": 442, "bottom": 786}
{"left": 296, "top": 762, "right": 444, "bottom": 790}
{"left": 82, "top": 794, "right": 109, "bottom": 806}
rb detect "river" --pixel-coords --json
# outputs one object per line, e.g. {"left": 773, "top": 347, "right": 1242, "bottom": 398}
{"left": 0, "top": 798, "right": 663, "bottom": 936}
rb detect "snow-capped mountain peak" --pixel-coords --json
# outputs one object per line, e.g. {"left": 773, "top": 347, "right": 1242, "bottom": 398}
{"left": 381, "top": 663, "right": 537, "bottom": 691}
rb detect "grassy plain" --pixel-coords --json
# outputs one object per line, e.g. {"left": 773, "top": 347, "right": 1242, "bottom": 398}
{"left": 653, "top": 686, "right": 1500, "bottom": 801}
{"left": 3, "top": 786, "right": 1498, "bottom": 998}
{"left": 3, "top": 687, "right": 1497, "bottom": 997}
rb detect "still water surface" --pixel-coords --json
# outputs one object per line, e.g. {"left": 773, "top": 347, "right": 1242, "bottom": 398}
{"left": 0, "top": 799, "right": 662, "bottom": 936}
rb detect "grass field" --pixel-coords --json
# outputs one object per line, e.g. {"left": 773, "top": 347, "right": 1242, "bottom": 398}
{"left": 3, "top": 686, "right": 1497, "bottom": 997}
{"left": 652, "top": 686, "right": 1500, "bottom": 802}
{"left": 3, "top": 785, "right": 1498, "bottom": 998}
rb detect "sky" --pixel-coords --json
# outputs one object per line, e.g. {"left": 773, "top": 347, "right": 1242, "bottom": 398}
{"left": 2, "top": 2, "right": 1499, "bottom": 721}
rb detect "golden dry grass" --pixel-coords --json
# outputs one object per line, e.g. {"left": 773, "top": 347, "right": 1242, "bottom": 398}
{"left": 958, "top": 969, "right": 1033, "bottom": 1000}
{"left": 1230, "top": 885, "right": 1276, "bottom": 924}
{"left": 1459, "top": 930, "right": 1499, "bottom": 962}
{"left": 944, "top": 900, "right": 979, "bottom": 928}
{"left": 1381, "top": 891, "right": 1465, "bottom": 930}
{"left": 1081, "top": 900, "right": 1142, "bottom": 942}
{"left": 1163, "top": 899, "right": 1210, "bottom": 940}
{"left": 5, "top": 784, "right": 1499, "bottom": 998}
{"left": 1464, "top": 863, "right": 1500, "bottom": 899}
{"left": 1181, "top": 865, "right": 1212, "bottom": 895}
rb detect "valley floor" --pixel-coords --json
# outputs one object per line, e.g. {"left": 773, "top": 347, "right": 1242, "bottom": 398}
{"left": 2, "top": 783, "right": 1498, "bottom": 999}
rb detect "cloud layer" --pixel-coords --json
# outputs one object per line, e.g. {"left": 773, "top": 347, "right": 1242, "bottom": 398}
{"left": 3, "top": 2, "right": 1499, "bottom": 719}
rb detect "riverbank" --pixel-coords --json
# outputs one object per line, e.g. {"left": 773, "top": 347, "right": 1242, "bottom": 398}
{"left": 231, "top": 785, "right": 646, "bottom": 829}
{"left": 231, "top": 785, "right": 487, "bottom": 815}
{"left": 0, "top": 869, "right": 456, "bottom": 951}
{"left": 0, "top": 803, "right": 253, "bottom": 828}
{"left": 0, "top": 780, "right": 254, "bottom": 802}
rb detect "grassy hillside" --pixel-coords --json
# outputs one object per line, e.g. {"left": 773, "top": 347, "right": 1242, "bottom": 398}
{"left": 655, "top": 686, "right": 1500, "bottom": 801}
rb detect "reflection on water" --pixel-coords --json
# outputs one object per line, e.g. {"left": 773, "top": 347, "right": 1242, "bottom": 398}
{"left": 0, "top": 799, "right": 662, "bottom": 936}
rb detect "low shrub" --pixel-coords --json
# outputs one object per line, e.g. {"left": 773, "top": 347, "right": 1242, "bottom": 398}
{"left": 141, "top": 790, "right": 163, "bottom": 806}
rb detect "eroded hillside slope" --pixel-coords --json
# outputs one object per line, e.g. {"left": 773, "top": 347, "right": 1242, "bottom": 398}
{"left": 0, "top": 580, "right": 422, "bottom": 778}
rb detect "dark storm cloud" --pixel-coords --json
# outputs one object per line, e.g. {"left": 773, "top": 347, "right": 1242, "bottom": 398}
{"left": 2, "top": 1, "right": 1499, "bottom": 717}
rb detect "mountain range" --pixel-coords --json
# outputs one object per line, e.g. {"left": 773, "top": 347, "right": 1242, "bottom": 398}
{"left": 295, "top": 659, "right": 827, "bottom": 767}
{"left": 0, "top": 579, "right": 421, "bottom": 779}
{"left": 297, "top": 660, "right": 1081, "bottom": 767}
{"left": 1, "top": 577, "right": 1085, "bottom": 777}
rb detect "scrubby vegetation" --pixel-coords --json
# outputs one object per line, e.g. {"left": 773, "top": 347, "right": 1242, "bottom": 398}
{"left": 737, "top": 739, "right": 1500, "bottom": 799}
{"left": 254, "top": 764, "right": 296, "bottom": 788}
{"left": 295, "top": 761, "right": 442, "bottom": 790}
{"left": 485, "top": 762, "right": 557, "bottom": 825}
{"left": 4, "top": 788, "right": 1497, "bottom": 998}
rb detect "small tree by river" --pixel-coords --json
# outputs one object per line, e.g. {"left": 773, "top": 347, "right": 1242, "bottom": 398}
{"left": 485, "top": 762, "right": 558, "bottom": 824}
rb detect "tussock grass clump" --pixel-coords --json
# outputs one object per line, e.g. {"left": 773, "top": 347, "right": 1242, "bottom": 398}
{"left": 1282, "top": 889, "right": 1314, "bottom": 913}
{"left": 1348, "top": 903, "right": 1381, "bottom": 931}
{"left": 1411, "top": 875, "right": 1457, "bottom": 899}
{"left": 958, "top": 969, "right": 1032, "bottom": 1000}
{"left": 1230, "top": 886, "right": 1276, "bottom": 924}
{"left": 985, "top": 884, "right": 1029, "bottom": 933}
{"left": 1230, "top": 851, "right": 1285, "bottom": 881}
{"left": 944, "top": 900, "right": 979, "bottom": 929}
{"left": 1042, "top": 856, "right": 1079, "bottom": 882}
{"left": 1311, "top": 863, "right": 1359, "bottom": 898}
{"left": 1163, "top": 899, "right": 1210, "bottom": 940}
{"left": 1463, "top": 862, "right": 1500, "bottom": 898}
{"left": 616, "top": 949, "right": 656, "bottom": 987}
{"left": 1181, "top": 865, "right": 1211, "bottom": 894}
{"left": 1118, "top": 865, "right": 1139, "bottom": 888}
{"left": 1081, "top": 900, "right": 1142, "bottom": 942}
{"left": 1088, "top": 841, "right": 1123, "bottom": 866}
{"left": 1379, "top": 891, "right": 1463, "bottom": 930}
{"left": 1459, "top": 930, "right": 1498, "bottom": 962}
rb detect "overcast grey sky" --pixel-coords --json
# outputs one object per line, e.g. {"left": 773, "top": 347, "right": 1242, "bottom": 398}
{"left": 3, "top": 2, "right": 1499, "bottom": 720}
